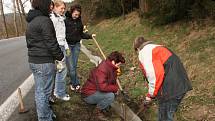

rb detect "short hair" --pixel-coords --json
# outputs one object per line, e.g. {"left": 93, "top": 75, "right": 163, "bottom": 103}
{"left": 133, "top": 36, "right": 147, "bottom": 51}
{"left": 107, "top": 51, "right": 125, "bottom": 64}
{"left": 31, "top": 0, "right": 51, "bottom": 16}
{"left": 53, "top": 0, "right": 65, "bottom": 7}
{"left": 70, "top": 4, "right": 82, "bottom": 14}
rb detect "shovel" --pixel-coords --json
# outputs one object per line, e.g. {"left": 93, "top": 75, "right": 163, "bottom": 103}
{"left": 92, "top": 37, "right": 131, "bottom": 101}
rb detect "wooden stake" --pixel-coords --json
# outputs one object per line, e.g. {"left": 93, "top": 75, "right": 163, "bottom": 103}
{"left": 17, "top": 88, "right": 28, "bottom": 113}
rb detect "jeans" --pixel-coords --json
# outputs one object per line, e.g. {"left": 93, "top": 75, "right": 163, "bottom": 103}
{"left": 29, "top": 63, "right": 55, "bottom": 121}
{"left": 66, "top": 43, "right": 80, "bottom": 86}
{"left": 158, "top": 95, "right": 184, "bottom": 121}
{"left": 83, "top": 91, "right": 115, "bottom": 110}
{"left": 55, "top": 46, "right": 68, "bottom": 97}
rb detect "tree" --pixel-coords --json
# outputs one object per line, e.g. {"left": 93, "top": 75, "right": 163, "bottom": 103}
{"left": 18, "top": 0, "right": 26, "bottom": 18}
{"left": 16, "top": 0, "right": 24, "bottom": 33}
{"left": 0, "top": 0, "right": 8, "bottom": 38}
{"left": 139, "top": 0, "right": 149, "bottom": 15}
{"left": 120, "top": 0, "right": 125, "bottom": 19}
{"left": 13, "top": 0, "right": 19, "bottom": 36}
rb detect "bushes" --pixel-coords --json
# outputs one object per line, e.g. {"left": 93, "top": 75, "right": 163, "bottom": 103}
{"left": 73, "top": 0, "right": 215, "bottom": 25}
{"left": 140, "top": 0, "right": 215, "bottom": 25}
{"left": 190, "top": 0, "right": 215, "bottom": 19}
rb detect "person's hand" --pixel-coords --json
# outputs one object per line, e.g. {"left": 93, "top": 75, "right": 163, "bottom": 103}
{"left": 117, "top": 68, "right": 121, "bottom": 76}
{"left": 145, "top": 96, "right": 152, "bottom": 105}
{"left": 92, "top": 34, "right": 96, "bottom": 38}
{"left": 66, "top": 49, "right": 71, "bottom": 56}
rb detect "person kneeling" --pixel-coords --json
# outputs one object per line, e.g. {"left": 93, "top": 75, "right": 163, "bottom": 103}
{"left": 81, "top": 51, "right": 125, "bottom": 121}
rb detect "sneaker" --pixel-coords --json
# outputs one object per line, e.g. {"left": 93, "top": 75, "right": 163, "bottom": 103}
{"left": 55, "top": 94, "right": 71, "bottom": 101}
{"left": 70, "top": 85, "right": 75, "bottom": 91}
{"left": 95, "top": 107, "right": 108, "bottom": 121}
{"left": 52, "top": 113, "right": 57, "bottom": 119}
{"left": 75, "top": 85, "right": 80, "bottom": 90}
{"left": 49, "top": 97, "right": 55, "bottom": 104}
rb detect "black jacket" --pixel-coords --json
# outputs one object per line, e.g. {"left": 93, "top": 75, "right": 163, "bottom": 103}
{"left": 157, "top": 51, "right": 192, "bottom": 102}
{"left": 26, "top": 9, "right": 64, "bottom": 64}
{"left": 65, "top": 13, "right": 92, "bottom": 45}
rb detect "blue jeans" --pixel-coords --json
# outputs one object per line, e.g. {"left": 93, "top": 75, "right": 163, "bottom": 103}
{"left": 55, "top": 46, "right": 68, "bottom": 97}
{"left": 83, "top": 91, "right": 115, "bottom": 110}
{"left": 158, "top": 95, "right": 184, "bottom": 121}
{"left": 66, "top": 43, "right": 80, "bottom": 86}
{"left": 29, "top": 63, "right": 55, "bottom": 121}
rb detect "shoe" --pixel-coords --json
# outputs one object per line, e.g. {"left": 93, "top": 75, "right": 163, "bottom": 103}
{"left": 95, "top": 107, "right": 108, "bottom": 121}
{"left": 75, "top": 85, "right": 80, "bottom": 91}
{"left": 49, "top": 97, "right": 55, "bottom": 104}
{"left": 102, "top": 106, "right": 112, "bottom": 117}
{"left": 55, "top": 94, "right": 71, "bottom": 101}
{"left": 52, "top": 113, "right": 57, "bottom": 119}
{"left": 75, "top": 85, "right": 81, "bottom": 92}
{"left": 70, "top": 85, "right": 75, "bottom": 91}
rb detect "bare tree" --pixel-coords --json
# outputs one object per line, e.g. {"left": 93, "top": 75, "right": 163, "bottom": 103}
{"left": 120, "top": 0, "right": 125, "bottom": 19}
{"left": 13, "top": 0, "right": 19, "bottom": 36}
{"left": 16, "top": 0, "right": 24, "bottom": 33}
{"left": 0, "top": 0, "right": 9, "bottom": 38}
{"left": 139, "top": 0, "right": 149, "bottom": 16}
{"left": 18, "top": 0, "right": 26, "bottom": 18}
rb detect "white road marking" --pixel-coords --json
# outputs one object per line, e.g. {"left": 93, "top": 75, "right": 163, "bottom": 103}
{"left": 0, "top": 74, "right": 34, "bottom": 121}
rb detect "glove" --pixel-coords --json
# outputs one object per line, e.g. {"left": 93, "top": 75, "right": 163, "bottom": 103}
{"left": 66, "top": 49, "right": 71, "bottom": 56}
{"left": 83, "top": 25, "right": 88, "bottom": 33}
{"left": 144, "top": 96, "right": 152, "bottom": 105}
{"left": 56, "top": 58, "right": 66, "bottom": 73}
{"left": 92, "top": 34, "right": 96, "bottom": 38}
{"left": 116, "top": 68, "right": 121, "bottom": 76}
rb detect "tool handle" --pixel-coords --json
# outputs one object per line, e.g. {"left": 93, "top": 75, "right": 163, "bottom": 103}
{"left": 117, "top": 78, "right": 123, "bottom": 91}
{"left": 92, "top": 37, "right": 106, "bottom": 60}
{"left": 92, "top": 37, "right": 124, "bottom": 92}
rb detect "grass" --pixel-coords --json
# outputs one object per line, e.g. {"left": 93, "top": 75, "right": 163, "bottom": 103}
{"left": 53, "top": 12, "right": 215, "bottom": 121}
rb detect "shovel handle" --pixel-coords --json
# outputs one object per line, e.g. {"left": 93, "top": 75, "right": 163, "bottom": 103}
{"left": 92, "top": 37, "right": 106, "bottom": 60}
{"left": 117, "top": 78, "right": 123, "bottom": 91}
{"left": 92, "top": 37, "right": 124, "bottom": 91}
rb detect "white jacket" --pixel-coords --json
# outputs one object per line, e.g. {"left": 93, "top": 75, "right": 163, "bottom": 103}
{"left": 50, "top": 12, "right": 69, "bottom": 49}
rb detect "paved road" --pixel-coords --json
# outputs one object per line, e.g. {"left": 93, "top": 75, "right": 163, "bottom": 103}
{"left": 0, "top": 36, "right": 31, "bottom": 105}
{"left": 0, "top": 37, "right": 37, "bottom": 121}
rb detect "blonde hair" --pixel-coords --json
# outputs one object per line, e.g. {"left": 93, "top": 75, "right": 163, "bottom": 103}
{"left": 53, "top": 0, "right": 65, "bottom": 7}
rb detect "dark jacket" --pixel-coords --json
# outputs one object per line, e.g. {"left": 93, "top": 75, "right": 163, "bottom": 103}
{"left": 81, "top": 60, "right": 119, "bottom": 96}
{"left": 138, "top": 44, "right": 192, "bottom": 101}
{"left": 26, "top": 9, "right": 64, "bottom": 64}
{"left": 64, "top": 12, "right": 92, "bottom": 45}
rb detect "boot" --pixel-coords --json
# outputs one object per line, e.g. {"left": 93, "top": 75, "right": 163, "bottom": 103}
{"left": 95, "top": 107, "right": 109, "bottom": 121}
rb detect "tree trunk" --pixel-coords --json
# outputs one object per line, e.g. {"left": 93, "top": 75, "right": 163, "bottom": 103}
{"left": 0, "top": 0, "right": 9, "bottom": 38}
{"left": 139, "top": 0, "right": 149, "bottom": 15}
{"left": 13, "top": 0, "right": 19, "bottom": 36}
{"left": 121, "top": 0, "right": 125, "bottom": 19}
{"left": 18, "top": 0, "right": 26, "bottom": 18}
{"left": 16, "top": 0, "right": 24, "bottom": 34}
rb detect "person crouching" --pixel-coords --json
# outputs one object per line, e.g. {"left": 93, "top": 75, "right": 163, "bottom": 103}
{"left": 81, "top": 51, "right": 125, "bottom": 121}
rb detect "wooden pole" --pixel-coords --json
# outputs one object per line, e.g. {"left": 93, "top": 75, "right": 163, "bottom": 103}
{"left": 111, "top": 101, "right": 142, "bottom": 121}
{"left": 92, "top": 37, "right": 124, "bottom": 92}
{"left": 92, "top": 37, "right": 106, "bottom": 60}
{"left": 17, "top": 88, "right": 28, "bottom": 113}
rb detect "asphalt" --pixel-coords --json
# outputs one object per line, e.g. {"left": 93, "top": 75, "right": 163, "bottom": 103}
{"left": 0, "top": 37, "right": 36, "bottom": 121}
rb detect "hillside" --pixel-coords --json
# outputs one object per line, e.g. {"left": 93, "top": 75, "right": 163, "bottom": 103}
{"left": 51, "top": 12, "right": 215, "bottom": 121}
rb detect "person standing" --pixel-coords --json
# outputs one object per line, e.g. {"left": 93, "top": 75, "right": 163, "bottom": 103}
{"left": 26, "top": 0, "right": 64, "bottom": 120}
{"left": 133, "top": 36, "right": 192, "bottom": 121}
{"left": 50, "top": 0, "right": 70, "bottom": 101}
{"left": 65, "top": 4, "right": 96, "bottom": 91}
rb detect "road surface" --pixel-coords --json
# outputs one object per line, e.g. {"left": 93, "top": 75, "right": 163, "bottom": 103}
{"left": 0, "top": 37, "right": 36, "bottom": 121}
